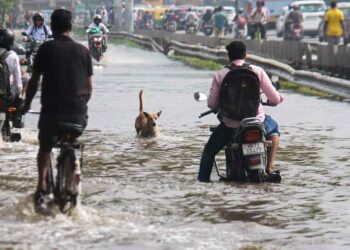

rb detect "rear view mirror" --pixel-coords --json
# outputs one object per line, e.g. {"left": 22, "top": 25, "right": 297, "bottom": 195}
{"left": 194, "top": 92, "right": 208, "bottom": 101}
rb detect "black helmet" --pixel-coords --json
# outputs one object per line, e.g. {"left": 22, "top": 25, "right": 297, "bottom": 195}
{"left": 33, "top": 12, "right": 44, "bottom": 23}
{"left": 0, "top": 29, "right": 15, "bottom": 50}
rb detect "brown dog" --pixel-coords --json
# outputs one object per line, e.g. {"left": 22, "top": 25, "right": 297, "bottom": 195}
{"left": 135, "top": 90, "right": 161, "bottom": 137}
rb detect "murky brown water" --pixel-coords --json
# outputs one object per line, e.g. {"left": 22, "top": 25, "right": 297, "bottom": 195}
{"left": 0, "top": 43, "right": 350, "bottom": 250}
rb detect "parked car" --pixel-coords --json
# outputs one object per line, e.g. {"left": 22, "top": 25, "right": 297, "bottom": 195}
{"left": 318, "top": 2, "right": 350, "bottom": 43}
{"left": 276, "top": 6, "right": 289, "bottom": 37}
{"left": 276, "top": 0, "right": 326, "bottom": 37}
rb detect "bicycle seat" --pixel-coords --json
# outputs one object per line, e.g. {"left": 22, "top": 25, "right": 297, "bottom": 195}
{"left": 58, "top": 123, "right": 83, "bottom": 137}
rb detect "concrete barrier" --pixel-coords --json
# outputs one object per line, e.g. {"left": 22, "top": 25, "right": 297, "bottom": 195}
{"left": 111, "top": 31, "right": 350, "bottom": 99}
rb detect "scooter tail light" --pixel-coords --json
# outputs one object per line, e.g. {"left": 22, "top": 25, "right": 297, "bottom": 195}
{"left": 244, "top": 130, "right": 261, "bottom": 142}
{"left": 248, "top": 157, "right": 262, "bottom": 165}
{"left": 0, "top": 99, "right": 3, "bottom": 110}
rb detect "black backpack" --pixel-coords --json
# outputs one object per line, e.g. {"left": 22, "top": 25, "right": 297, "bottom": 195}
{"left": 0, "top": 51, "right": 11, "bottom": 98}
{"left": 219, "top": 63, "right": 261, "bottom": 120}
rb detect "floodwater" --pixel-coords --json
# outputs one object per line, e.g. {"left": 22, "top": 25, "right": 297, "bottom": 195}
{"left": 0, "top": 42, "right": 350, "bottom": 250}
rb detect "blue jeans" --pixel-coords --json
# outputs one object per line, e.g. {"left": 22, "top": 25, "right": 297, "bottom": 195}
{"left": 198, "top": 115, "right": 279, "bottom": 182}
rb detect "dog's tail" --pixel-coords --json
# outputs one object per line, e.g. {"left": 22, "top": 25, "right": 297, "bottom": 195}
{"left": 139, "top": 89, "right": 144, "bottom": 114}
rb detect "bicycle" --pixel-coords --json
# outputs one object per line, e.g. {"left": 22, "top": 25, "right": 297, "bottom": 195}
{"left": 46, "top": 122, "right": 85, "bottom": 213}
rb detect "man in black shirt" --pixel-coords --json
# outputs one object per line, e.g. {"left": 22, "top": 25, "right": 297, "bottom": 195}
{"left": 22, "top": 9, "right": 93, "bottom": 206}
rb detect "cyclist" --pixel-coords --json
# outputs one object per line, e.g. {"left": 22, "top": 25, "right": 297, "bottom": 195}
{"left": 0, "top": 29, "right": 23, "bottom": 132}
{"left": 21, "top": 9, "right": 93, "bottom": 207}
{"left": 233, "top": 7, "right": 248, "bottom": 38}
{"left": 249, "top": 0, "right": 267, "bottom": 39}
{"left": 87, "top": 14, "right": 109, "bottom": 51}
{"left": 198, "top": 41, "right": 283, "bottom": 182}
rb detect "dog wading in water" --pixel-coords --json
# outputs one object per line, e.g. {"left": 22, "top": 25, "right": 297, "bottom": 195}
{"left": 135, "top": 90, "right": 161, "bottom": 138}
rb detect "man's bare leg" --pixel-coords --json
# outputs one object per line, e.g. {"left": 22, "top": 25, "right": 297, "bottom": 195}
{"left": 266, "top": 135, "right": 279, "bottom": 173}
{"left": 37, "top": 149, "right": 50, "bottom": 192}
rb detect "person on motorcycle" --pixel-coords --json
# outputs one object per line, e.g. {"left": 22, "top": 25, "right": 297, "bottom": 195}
{"left": 163, "top": 9, "right": 176, "bottom": 31}
{"left": 24, "top": 13, "right": 52, "bottom": 67}
{"left": 0, "top": 29, "right": 23, "bottom": 131}
{"left": 233, "top": 7, "right": 248, "bottom": 38}
{"left": 87, "top": 14, "right": 109, "bottom": 52}
{"left": 213, "top": 6, "right": 228, "bottom": 38}
{"left": 197, "top": 41, "right": 283, "bottom": 182}
{"left": 24, "top": 13, "right": 51, "bottom": 42}
{"left": 249, "top": 0, "right": 267, "bottom": 39}
{"left": 285, "top": 5, "right": 303, "bottom": 35}
{"left": 21, "top": 9, "right": 93, "bottom": 208}
{"left": 142, "top": 11, "right": 153, "bottom": 29}
{"left": 200, "top": 8, "right": 213, "bottom": 31}
{"left": 184, "top": 8, "right": 199, "bottom": 32}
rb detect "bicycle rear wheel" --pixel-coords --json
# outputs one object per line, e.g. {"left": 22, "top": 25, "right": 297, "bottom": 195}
{"left": 56, "top": 148, "right": 78, "bottom": 213}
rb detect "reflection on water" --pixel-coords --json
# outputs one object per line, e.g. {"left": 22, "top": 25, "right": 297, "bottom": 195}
{"left": 0, "top": 44, "right": 350, "bottom": 249}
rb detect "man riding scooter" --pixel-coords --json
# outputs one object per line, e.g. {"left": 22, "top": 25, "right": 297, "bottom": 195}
{"left": 197, "top": 41, "right": 284, "bottom": 182}
{"left": 284, "top": 5, "right": 303, "bottom": 40}
{"left": 0, "top": 29, "right": 24, "bottom": 142}
{"left": 87, "top": 14, "right": 109, "bottom": 52}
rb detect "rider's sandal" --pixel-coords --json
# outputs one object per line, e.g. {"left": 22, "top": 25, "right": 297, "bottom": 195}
{"left": 265, "top": 170, "right": 282, "bottom": 183}
{"left": 33, "top": 189, "right": 48, "bottom": 207}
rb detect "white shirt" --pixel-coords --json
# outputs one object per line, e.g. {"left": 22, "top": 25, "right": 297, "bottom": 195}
{"left": 25, "top": 24, "right": 51, "bottom": 41}
{"left": 0, "top": 49, "right": 22, "bottom": 97}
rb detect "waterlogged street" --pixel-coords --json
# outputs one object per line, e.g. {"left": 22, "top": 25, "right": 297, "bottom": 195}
{"left": 0, "top": 41, "right": 350, "bottom": 249}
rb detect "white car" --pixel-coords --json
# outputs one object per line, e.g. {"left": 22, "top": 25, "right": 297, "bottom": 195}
{"left": 276, "top": 0, "right": 326, "bottom": 37}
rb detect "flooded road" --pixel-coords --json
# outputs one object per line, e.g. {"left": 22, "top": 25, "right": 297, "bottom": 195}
{"left": 1, "top": 43, "right": 350, "bottom": 250}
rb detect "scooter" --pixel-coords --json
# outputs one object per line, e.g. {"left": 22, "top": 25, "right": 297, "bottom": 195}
{"left": 185, "top": 18, "right": 198, "bottom": 35}
{"left": 164, "top": 20, "right": 177, "bottom": 33}
{"left": 0, "top": 97, "right": 24, "bottom": 142}
{"left": 202, "top": 21, "right": 213, "bottom": 36}
{"left": 194, "top": 77, "right": 282, "bottom": 183}
{"left": 86, "top": 27, "right": 105, "bottom": 62}
{"left": 21, "top": 32, "right": 48, "bottom": 74}
{"left": 284, "top": 21, "right": 303, "bottom": 41}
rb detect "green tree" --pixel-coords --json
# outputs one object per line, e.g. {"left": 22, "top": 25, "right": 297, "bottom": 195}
{"left": 0, "top": 0, "right": 19, "bottom": 27}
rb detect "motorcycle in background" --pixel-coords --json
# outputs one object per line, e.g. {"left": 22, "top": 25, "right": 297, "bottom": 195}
{"left": 164, "top": 20, "right": 177, "bottom": 33}
{"left": 21, "top": 32, "right": 49, "bottom": 74}
{"left": 86, "top": 27, "right": 105, "bottom": 62}
{"left": 0, "top": 97, "right": 24, "bottom": 142}
{"left": 202, "top": 21, "right": 214, "bottom": 36}
{"left": 284, "top": 21, "right": 303, "bottom": 41}
{"left": 185, "top": 17, "right": 198, "bottom": 35}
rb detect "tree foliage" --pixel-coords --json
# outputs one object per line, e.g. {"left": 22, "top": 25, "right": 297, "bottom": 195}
{"left": 0, "top": 0, "right": 19, "bottom": 12}
{"left": 0, "top": 0, "right": 19, "bottom": 27}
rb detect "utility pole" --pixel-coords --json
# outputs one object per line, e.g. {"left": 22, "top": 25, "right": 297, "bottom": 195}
{"left": 125, "top": 0, "right": 134, "bottom": 33}
{"left": 114, "top": 0, "right": 123, "bottom": 31}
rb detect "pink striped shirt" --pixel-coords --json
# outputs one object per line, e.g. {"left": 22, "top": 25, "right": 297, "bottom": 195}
{"left": 207, "top": 59, "right": 284, "bottom": 128}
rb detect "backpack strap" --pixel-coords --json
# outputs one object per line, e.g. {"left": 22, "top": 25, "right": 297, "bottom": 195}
{"left": 43, "top": 25, "right": 48, "bottom": 37}
{"left": 225, "top": 63, "right": 252, "bottom": 70}
{"left": 0, "top": 51, "right": 11, "bottom": 98}
{"left": 0, "top": 51, "right": 10, "bottom": 61}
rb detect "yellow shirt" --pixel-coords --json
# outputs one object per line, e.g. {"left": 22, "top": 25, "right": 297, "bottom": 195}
{"left": 325, "top": 8, "right": 344, "bottom": 36}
